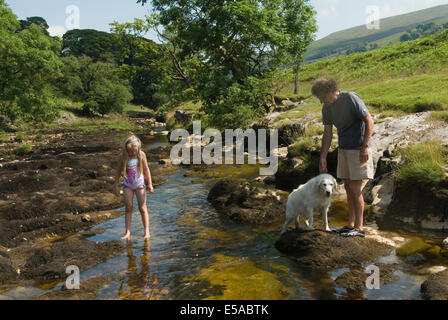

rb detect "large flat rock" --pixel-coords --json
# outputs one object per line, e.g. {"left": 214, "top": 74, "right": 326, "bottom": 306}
{"left": 275, "top": 230, "right": 393, "bottom": 269}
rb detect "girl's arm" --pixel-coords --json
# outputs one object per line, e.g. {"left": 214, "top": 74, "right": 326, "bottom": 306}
{"left": 141, "top": 151, "right": 154, "bottom": 191}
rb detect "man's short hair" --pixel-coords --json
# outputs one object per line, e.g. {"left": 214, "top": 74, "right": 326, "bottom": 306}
{"left": 311, "top": 78, "right": 339, "bottom": 97}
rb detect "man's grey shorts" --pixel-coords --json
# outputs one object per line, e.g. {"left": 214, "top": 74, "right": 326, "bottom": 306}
{"left": 337, "top": 148, "right": 374, "bottom": 181}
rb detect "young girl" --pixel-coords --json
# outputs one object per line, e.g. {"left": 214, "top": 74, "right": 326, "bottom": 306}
{"left": 114, "top": 135, "right": 154, "bottom": 240}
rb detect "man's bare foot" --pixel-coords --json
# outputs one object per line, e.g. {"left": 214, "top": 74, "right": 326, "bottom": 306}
{"left": 144, "top": 232, "right": 150, "bottom": 240}
{"left": 121, "top": 232, "right": 131, "bottom": 240}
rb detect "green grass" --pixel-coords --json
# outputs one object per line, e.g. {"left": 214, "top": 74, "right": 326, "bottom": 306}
{"left": 287, "top": 137, "right": 318, "bottom": 159}
{"left": 304, "top": 5, "right": 448, "bottom": 61}
{"left": 276, "top": 31, "right": 448, "bottom": 117}
{"left": 0, "top": 134, "right": 6, "bottom": 141}
{"left": 29, "top": 116, "right": 140, "bottom": 132}
{"left": 305, "top": 124, "right": 324, "bottom": 137}
{"left": 13, "top": 144, "right": 32, "bottom": 156}
{"left": 396, "top": 141, "right": 447, "bottom": 187}
{"left": 352, "top": 74, "right": 448, "bottom": 113}
{"left": 181, "top": 100, "right": 202, "bottom": 114}
{"left": 123, "top": 103, "right": 147, "bottom": 113}
{"left": 15, "top": 133, "right": 30, "bottom": 141}
{"left": 431, "top": 111, "right": 448, "bottom": 123}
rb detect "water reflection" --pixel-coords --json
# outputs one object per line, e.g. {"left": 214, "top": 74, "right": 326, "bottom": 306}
{"left": 118, "top": 239, "right": 159, "bottom": 300}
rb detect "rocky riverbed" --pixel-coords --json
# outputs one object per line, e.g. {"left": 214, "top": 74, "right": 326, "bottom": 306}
{"left": 1, "top": 109, "right": 448, "bottom": 300}
{"left": 0, "top": 125, "right": 178, "bottom": 292}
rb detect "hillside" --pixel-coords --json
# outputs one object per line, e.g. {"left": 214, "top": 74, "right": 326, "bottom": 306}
{"left": 272, "top": 29, "right": 448, "bottom": 128}
{"left": 305, "top": 4, "right": 448, "bottom": 62}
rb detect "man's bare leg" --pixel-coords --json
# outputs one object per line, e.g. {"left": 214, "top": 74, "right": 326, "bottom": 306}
{"left": 344, "top": 180, "right": 356, "bottom": 228}
{"left": 346, "top": 180, "right": 364, "bottom": 230}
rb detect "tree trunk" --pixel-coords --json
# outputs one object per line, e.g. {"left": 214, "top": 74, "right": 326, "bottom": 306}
{"left": 293, "top": 64, "right": 299, "bottom": 95}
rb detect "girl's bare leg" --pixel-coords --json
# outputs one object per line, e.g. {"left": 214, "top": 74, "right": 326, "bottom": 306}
{"left": 135, "top": 188, "right": 150, "bottom": 239}
{"left": 122, "top": 188, "right": 134, "bottom": 240}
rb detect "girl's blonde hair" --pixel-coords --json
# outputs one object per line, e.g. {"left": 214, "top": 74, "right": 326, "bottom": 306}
{"left": 122, "top": 135, "right": 144, "bottom": 178}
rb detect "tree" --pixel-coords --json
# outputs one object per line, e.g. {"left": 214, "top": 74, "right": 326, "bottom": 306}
{"left": 280, "top": 0, "right": 317, "bottom": 95}
{"left": 62, "top": 29, "right": 120, "bottom": 62}
{"left": 58, "top": 56, "right": 133, "bottom": 116}
{"left": 0, "top": 1, "right": 62, "bottom": 123}
{"left": 18, "top": 16, "right": 49, "bottom": 35}
{"left": 110, "top": 20, "right": 177, "bottom": 108}
{"left": 137, "top": 0, "right": 317, "bottom": 129}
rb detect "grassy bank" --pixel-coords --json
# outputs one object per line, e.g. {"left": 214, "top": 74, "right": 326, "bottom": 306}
{"left": 396, "top": 141, "right": 447, "bottom": 187}
{"left": 278, "top": 30, "right": 448, "bottom": 117}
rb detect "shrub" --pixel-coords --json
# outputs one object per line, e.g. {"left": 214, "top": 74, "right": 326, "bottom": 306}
{"left": 13, "top": 144, "right": 32, "bottom": 155}
{"left": 396, "top": 141, "right": 446, "bottom": 188}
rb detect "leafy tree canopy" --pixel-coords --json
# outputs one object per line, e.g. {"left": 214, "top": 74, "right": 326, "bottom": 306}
{"left": 136, "top": 0, "right": 316, "bottom": 129}
{"left": 58, "top": 56, "right": 133, "bottom": 116}
{"left": 62, "top": 29, "right": 121, "bottom": 62}
{"left": 19, "top": 16, "right": 49, "bottom": 35}
{"left": 0, "top": 0, "right": 62, "bottom": 123}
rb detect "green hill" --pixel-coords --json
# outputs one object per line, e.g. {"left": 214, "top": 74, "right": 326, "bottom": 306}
{"left": 276, "top": 30, "right": 448, "bottom": 121}
{"left": 305, "top": 4, "right": 448, "bottom": 62}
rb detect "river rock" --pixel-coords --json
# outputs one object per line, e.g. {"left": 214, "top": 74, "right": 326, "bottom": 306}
{"left": 57, "top": 113, "right": 77, "bottom": 124}
{"left": 277, "top": 123, "right": 305, "bottom": 147}
{"left": 0, "top": 255, "right": 18, "bottom": 284}
{"left": 374, "top": 156, "right": 400, "bottom": 178}
{"left": 382, "top": 178, "right": 448, "bottom": 230}
{"left": 207, "top": 179, "right": 287, "bottom": 225}
{"left": 362, "top": 172, "right": 394, "bottom": 216}
{"left": 275, "top": 149, "right": 338, "bottom": 191}
{"left": 443, "top": 237, "right": 448, "bottom": 248}
{"left": 253, "top": 175, "right": 276, "bottom": 186}
{"left": 275, "top": 230, "right": 393, "bottom": 269}
{"left": 20, "top": 235, "right": 124, "bottom": 281}
{"left": 174, "top": 110, "right": 194, "bottom": 123}
{"left": 421, "top": 270, "right": 448, "bottom": 300}
{"left": 333, "top": 263, "right": 400, "bottom": 297}
{"left": 144, "top": 146, "right": 172, "bottom": 162}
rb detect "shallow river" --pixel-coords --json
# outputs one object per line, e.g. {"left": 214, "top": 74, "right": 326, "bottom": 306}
{"left": 1, "top": 132, "right": 447, "bottom": 300}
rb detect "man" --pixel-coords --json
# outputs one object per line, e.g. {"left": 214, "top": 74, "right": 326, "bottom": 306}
{"left": 312, "top": 77, "right": 374, "bottom": 238}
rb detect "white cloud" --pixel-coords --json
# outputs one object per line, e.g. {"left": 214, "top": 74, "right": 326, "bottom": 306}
{"left": 48, "top": 25, "right": 67, "bottom": 38}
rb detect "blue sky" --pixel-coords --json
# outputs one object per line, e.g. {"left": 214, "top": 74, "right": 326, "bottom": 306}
{"left": 6, "top": 0, "right": 448, "bottom": 40}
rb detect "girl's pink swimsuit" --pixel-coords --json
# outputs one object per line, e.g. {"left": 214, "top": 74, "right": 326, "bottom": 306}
{"left": 123, "top": 159, "right": 146, "bottom": 190}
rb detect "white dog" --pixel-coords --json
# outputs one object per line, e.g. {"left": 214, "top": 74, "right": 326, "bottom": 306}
{"left": 281, "top": 174, "right": 338, "bottom": 234}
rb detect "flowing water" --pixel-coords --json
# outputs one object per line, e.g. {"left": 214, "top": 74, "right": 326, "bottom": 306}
{"left": 1, "top": 131, "right": 447, "bottom": 300}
